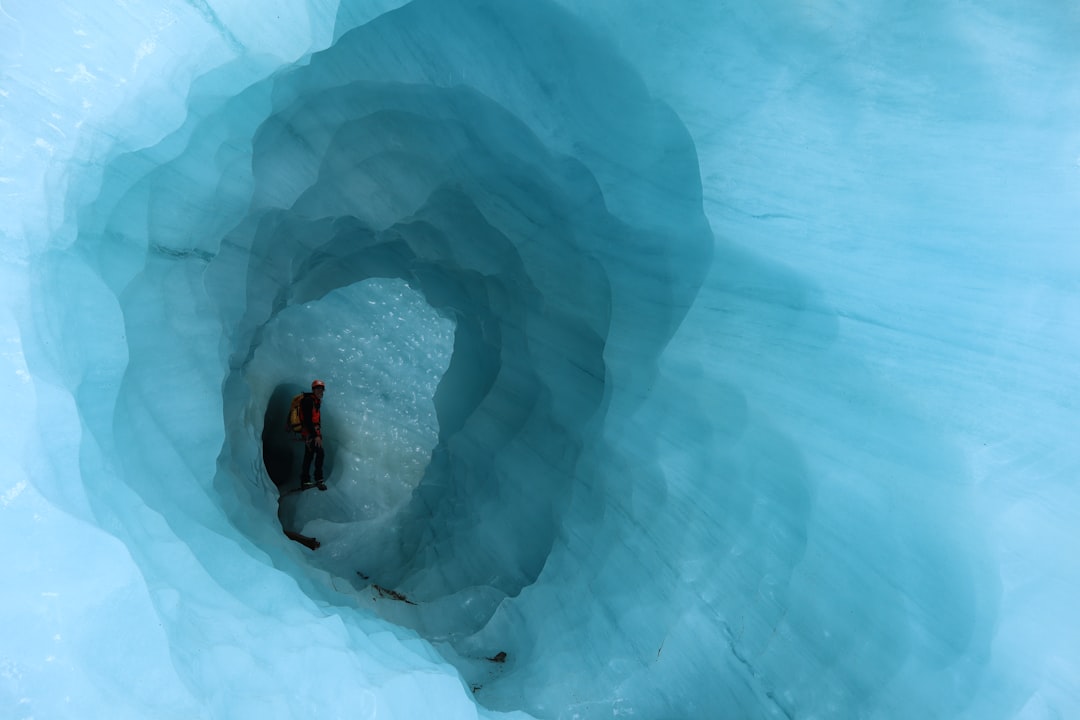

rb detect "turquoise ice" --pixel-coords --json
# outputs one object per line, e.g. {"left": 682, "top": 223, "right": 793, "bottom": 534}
{"left": 3, "top": 0, "right": 1079, "bottom": 718}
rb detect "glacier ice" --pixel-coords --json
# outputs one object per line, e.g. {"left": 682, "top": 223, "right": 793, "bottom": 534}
{"left": 3, "top": 0, "right": 1080, "bottom": 718}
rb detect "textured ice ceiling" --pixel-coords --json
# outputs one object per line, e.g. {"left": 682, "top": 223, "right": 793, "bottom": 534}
{"left": 3, "top": 0, "right": 1080, "bottom": 718}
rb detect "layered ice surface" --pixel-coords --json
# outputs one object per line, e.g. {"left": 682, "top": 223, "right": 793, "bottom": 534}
{"left": 4, "top": 0, "right": 1080, "bottom": 718}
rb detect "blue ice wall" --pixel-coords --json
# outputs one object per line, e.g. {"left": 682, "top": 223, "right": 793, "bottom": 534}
{"left": 3, "top": 0, "right": 1080, "bottom": 718}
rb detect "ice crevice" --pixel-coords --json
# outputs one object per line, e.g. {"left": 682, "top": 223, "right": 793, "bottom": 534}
{"left": 6, "top": 0, "right": 1080, "bottom": 718}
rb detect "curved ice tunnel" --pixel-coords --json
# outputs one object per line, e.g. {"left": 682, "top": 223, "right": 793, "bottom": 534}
{"left": 28, "top": 0, "right": 716, "bottom": 716}
{"left": 10, "top": 0, "right": 1079, "bottom": 717}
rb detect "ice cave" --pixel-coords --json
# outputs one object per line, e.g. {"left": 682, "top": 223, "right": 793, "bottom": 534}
{"left": 3, "top": 0, "right": 1079, "bottom": 718}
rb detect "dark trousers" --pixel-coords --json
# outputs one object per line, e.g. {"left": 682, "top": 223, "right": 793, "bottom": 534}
{"left": 301, "top": 436, "right": 324, "bottom": 482}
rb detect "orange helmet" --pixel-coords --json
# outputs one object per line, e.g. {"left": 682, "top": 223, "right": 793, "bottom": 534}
{"left": 311, "top": 379, "right": 326, "bottom": 390}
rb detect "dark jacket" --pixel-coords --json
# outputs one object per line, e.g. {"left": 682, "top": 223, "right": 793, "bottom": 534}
{"left": 300, "top": 393, "right": 321, "bottom": 438}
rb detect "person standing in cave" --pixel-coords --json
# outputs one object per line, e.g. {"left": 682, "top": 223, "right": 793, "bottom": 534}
{"left": 299, "top": 379, "right": 327, "bottom": 490}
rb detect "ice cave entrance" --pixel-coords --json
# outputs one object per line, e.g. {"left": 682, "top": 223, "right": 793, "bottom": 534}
{"left": 256, "top": 277, "right": 455, "bottom": 541}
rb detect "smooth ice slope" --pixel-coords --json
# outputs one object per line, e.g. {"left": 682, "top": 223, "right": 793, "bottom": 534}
{"left": 4, "top": 0, "right": 1080, "bottom": 719}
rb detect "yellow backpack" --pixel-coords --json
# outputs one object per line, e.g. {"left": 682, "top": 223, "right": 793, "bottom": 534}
{"left": 286, "top": 393, "right": 306, "bottom": 433}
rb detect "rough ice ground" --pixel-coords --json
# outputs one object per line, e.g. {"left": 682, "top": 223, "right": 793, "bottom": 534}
{"left": 3, "top": 0, "right": 1080, "bottom": 718}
